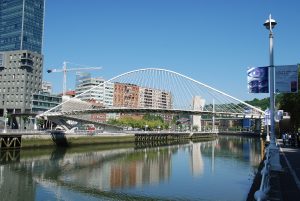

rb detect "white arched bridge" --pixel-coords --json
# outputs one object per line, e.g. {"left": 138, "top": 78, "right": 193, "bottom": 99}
{"left": 38, "top": 68, "right": 264, "bottom": 131}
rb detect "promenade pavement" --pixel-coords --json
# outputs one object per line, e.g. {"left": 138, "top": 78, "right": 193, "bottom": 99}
{"left": 268, "top": 139, "right": 300, "bottom": 201}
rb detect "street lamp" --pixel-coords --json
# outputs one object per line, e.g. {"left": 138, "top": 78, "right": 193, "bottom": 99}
{"left": 263, "top": 14, "right": 282, "bottom": 171}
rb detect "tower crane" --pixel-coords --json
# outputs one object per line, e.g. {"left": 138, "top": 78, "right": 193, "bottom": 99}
{"left": 47, "top": 61, "right": 102, "bottom": 96}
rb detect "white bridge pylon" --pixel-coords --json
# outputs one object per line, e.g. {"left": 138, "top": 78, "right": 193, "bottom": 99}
{"left": 38, "top": 68, "right": 264, "bottom": 118}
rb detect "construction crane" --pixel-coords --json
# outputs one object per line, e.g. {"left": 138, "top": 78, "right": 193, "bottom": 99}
{"left": 47, "top": 61, "right": 102, "bottom": 96}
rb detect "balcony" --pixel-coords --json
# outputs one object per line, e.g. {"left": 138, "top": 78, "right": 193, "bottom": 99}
{"left": 20, "top": 53, "right": 34, "bottom": 70}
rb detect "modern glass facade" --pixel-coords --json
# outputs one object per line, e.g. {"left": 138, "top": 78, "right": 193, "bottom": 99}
{"left": 0, "top": 0, "right": 45, "bottom": 53}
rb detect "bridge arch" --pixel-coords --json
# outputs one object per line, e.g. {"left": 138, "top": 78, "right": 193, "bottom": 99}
{"left": 39, "top": 68, "right": 264, "bottom": 117}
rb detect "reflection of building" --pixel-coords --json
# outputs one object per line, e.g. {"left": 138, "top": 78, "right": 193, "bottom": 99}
{"left": 53, "top": 147, "right": 172, "bottom": 191}
{"left": 110, "top": 163, "right": 137, "bottom": 188}
{"left": 139, "top": 87, "right": 172, "bottom": 109}
{"left": 113, "top": 83, "right": 139, "bottom": 108}
{"left": 0, "top": 163, "right": 35, "bottom": 201}
{"left": 109, "top": 150, "right": 172, "bottom": 189}
{"left": 189, "top": 143, "right": 204, "bottom": 176}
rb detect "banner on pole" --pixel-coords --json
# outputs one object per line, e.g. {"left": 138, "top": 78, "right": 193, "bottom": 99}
{"left": 247, "top": 67, "right": 269, "bottom": 93}
{"left": 275, "top": 65, "right": 299, "bottom": 93}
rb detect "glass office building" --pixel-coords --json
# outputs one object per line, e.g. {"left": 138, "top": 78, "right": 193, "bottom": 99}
{"left": 0, "top": 0, "right": 45, "bottom": 53}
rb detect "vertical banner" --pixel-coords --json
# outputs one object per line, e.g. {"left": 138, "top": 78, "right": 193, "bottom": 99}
{"left": 275, "top": 65, "right": 299, "bottom": 93}
{"left": 247, "top": 67, "right": 269, "bottom": 93}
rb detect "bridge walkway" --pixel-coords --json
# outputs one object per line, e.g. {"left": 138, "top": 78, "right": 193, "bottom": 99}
{"left": 267, "top": 139, "right": 300, "bottom": 201}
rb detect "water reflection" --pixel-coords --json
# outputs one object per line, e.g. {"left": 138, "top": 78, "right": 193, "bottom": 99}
{"left": 0, "top": 149, "right": 20, "bottom": 164}
{"left": 0, "top": 136, "right": 262, "bottom": 201}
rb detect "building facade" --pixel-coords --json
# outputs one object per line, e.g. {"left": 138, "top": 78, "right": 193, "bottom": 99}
{"left": 113, "top": 83, "right": 139, "bottom": 108}
{"left": 0, "top": 0, "right": 45, "bottom": 118}
{"left": 41, "top": 81, "right": 52, "bottom": 94}
{"left": 75, "top": 72, "right": 91, "bottom": 88}
{"left": 139, "top": 87, "right": 172, "bottom": 109}
{"left": 0, "top": 50, "right": 43, "bottom": 116}
{"left": 75, "top": 77, "right": 114, "bottom": 107}
{"left": 0, "top": 0, "right": 45, "bottom": 54}
{"left": 31, "top": 91, "right": 61, "bottom": 114}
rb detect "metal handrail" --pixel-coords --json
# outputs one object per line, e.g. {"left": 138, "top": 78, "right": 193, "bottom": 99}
{"left": 254, "top": 147, "right": 271, "bottom": 201}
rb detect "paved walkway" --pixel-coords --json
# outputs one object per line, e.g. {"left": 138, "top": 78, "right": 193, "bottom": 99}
{"left": 268, "top": 140, "right": 300, "bottom": 201}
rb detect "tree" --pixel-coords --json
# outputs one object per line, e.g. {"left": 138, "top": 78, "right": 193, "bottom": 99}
{"left": 245, "top": 98, "right": 270, "bottom": 111}
{"left": 143, "top": 113, "right": 163, "bottom": 122}
{"left": 278, "top": 68, "right": 300, "bottom": 132}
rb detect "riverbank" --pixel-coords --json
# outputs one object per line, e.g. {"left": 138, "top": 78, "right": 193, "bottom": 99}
{"left": 20, "top": 132, "right": 217, "bottom": 149}
{"left": 21, "top": 134, "right": 136, "bottom": 148}
{"left": 218, "top": 131, "right": 261, "bottom": 137}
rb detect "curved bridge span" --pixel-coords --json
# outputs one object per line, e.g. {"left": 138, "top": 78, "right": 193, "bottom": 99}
{"left": 38, "top": 68, "right": 264, "bottom": 131}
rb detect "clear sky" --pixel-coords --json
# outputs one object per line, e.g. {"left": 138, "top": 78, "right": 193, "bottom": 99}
{"left": 42, "top": 0, "right": 300, "bottom": 101}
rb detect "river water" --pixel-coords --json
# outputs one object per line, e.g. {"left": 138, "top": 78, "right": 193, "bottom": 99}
{"left": 0, "top": 135, "right": 263, "bottom": 201}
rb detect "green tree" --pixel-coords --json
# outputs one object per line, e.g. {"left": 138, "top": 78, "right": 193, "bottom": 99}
{"left": 143, "top": 113, "right": 163, "bottom": 122}
{"left": 245, "top": 98, "right": 270, "bottom": 111}
{"left": 278, "top": 68, "right": 300, "bottom": 132}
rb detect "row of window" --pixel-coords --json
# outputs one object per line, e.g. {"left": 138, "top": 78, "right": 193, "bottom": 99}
{"left": 0, "top": 73, "right": 40, "bottom": 80}
{"left": 0, "top": 81, "right": 40, "bottom": 89}
{"left": 33, "top": 95, "right": 60, "bottom": 102}
{"left": 2, "top": 100, "right": 30, "bottom": 106}
{"left": 32, "top": 102, "right": 58, "bottom": 108}
{"left": 0, "top": 87, "right": 22, "bottom": 93}
{"left": 2, "top": 94, "right": 31, "bottom": 100}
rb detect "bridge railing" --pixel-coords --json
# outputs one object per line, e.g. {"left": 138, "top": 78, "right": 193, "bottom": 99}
{"left": 0, "top": 129, "right": 47, "bottom": 135}
{"left": 254, "top": 146, "right": 271, "bottom": 201}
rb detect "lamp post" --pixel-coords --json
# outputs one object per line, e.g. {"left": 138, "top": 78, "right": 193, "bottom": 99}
{"left": 263, "top": 14, "right": 282, "bottom": 171}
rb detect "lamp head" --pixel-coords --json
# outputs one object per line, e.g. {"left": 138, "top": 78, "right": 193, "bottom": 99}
{"left": 264, "top": 18, "right": 277, "bottom": 30}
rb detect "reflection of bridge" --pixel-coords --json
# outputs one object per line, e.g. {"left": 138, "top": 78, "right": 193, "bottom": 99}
{"left": 38, "top": 68, "right": 264, "bottom": 131}
{"left": 0, "top": 138, "right": 262, "bottom": 200}
{"left": 2, "top": 141, "right": 214, "bottom": 200}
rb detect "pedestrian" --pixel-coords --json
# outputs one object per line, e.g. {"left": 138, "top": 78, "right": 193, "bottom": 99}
{"left": 288, "top": 133, "right": 292, "bottom": 146}
{"left": 282, "top": 133, "right": 286, "bottom": 146}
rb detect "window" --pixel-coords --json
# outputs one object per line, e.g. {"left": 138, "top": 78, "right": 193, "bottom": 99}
{"left": 0, "top": 53, "right": 4, "bottom": 66}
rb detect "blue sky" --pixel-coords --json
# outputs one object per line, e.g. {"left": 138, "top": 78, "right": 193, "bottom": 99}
{"left": 42, "top": 0, "right": 300, "bottom": 101}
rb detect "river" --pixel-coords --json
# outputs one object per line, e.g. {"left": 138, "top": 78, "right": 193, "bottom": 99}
{"left": 0, "top": 135, "right": 263, "bottom": 201}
